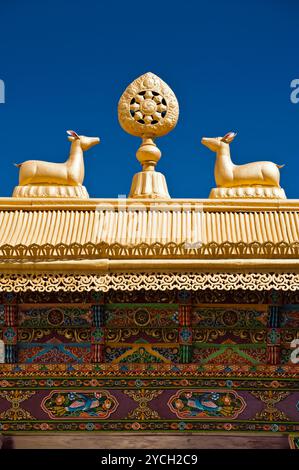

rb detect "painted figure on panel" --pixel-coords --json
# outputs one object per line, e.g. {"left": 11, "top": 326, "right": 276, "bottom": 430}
{"left": 168, "top": 390, "right": 246, "bottom": 419}
{"left": 42, "top": 390, "right": 118, "bottom": 419}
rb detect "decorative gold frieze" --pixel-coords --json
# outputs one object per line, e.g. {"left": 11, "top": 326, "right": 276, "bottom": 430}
{"left": 0, "top": 240, "right": 299, "bottom": 261}
{"left": 0, "top": 272, "right": 297, "bottom": 292}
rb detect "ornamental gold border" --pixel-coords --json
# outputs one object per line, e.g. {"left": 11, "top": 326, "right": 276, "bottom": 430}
{"left": 0, "top": 241, "right": 299, "bottom": 261}
{"left": 0, "top": 272, "right": 298, "bottom": 292}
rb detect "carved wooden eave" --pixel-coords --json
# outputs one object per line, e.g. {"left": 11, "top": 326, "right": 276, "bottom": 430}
{"left": 0, "top": 197, "right": 299, "bottom": 291}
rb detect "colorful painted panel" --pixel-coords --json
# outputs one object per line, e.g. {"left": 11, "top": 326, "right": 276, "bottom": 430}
{"left": 0, "top": 364, "right": 298, "bottom": 433}
{"left": 18, "top": 328, "right": 91, "bottom": 343}
{"left": 41, "top": 390, "right": 118, "bottom": 419}
{"left": 189, "top": 306, "right": 269, "bottom": 366}
{"left": 168, "top": 389, "right": 246, "bottom": 419}
{"left": 105, "top": 328, "right": 178, "bottom": 343}
{"left": 193, "top": 328, "right": 266, "bottom": 343}
{"left": 104, "top": 304, "right": 179, "bottom": 328}
{"left": 18, "top": 343, "right": 92, "bottom": 363}
{"left": 102, "top": 304, "right": 179, "bottom": 363}
{"left": 0, "top": 290, "right": 298, "bottom": 434}
{"left": 192, "top": 345, "right": 267, "bottom": 365}
{"left": 192, "top": 308, "right": 268, "bottom": 328}
{"left": 104, "top": 345, "right": 179, "bottom": 363}
{"left": 18, "top": 307, "right": 93, "bottom": 328}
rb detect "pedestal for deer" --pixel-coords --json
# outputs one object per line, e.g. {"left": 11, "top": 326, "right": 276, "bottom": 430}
{"left": 12, "top": 131, "right": 100, "bottom": 198}
{"left": 201, "top": 132, "right": 286, "bottom": 199}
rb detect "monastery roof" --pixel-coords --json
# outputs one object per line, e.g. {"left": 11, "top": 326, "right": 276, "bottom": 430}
{"left": 0, "top": 198, "right": 298, "bottom": 272}
{"left": 0, "top": 73, "right": 298, "bottom": 287}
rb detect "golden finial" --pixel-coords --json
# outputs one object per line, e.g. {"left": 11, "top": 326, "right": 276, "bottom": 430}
{"left": 118, "top": 72, "right": 179, "bottom": 198}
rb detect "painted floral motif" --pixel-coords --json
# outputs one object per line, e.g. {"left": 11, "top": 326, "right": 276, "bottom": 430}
{"left": 41, "top": 390, "right": 118, "bottom": 419}
{"left": 168, "top": 389, "right": 246, "bottom": 419}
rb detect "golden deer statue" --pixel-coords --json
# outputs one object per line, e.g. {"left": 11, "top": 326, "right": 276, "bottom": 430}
{"left": 201, "top": 132, "right": 286, "bottom": 198}
{"left": 16, "top": 130, "right": 100, "bottom": 186}
{"left": 13, "top": 130, "right": 100, "bottom": 198}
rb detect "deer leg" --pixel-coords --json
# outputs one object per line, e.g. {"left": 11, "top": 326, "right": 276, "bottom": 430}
{"left": 19, "top": 164, "right": 37, "bottom": 186}
{"left": 261, "top": 166, "right": 280, "bottom": 187}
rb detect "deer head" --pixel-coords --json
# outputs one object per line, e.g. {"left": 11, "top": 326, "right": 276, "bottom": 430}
{"left": 67, "top": 130, "right": 100, "bottom": 151}
{"left": 201, "top": 132, "right": 237, "bottom": 152}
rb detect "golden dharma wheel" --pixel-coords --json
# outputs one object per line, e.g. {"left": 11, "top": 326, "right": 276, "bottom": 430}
{"left": 118, "top": 72, "right": 179, "bottom": 138}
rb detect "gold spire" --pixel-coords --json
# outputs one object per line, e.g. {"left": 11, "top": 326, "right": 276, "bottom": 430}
{"left": 118, "top": 72, "right": 179, "bottom": 199}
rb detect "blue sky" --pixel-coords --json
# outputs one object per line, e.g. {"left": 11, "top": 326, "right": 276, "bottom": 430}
{"left": 0, "top": 0, "right": 298, "bottom": 198}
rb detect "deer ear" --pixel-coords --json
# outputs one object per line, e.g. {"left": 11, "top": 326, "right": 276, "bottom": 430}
{"left": 67, "top": 130, "right": 80, "bottom": 139}
{"left": 222, "top": 132, "right": 237, "bottom": 143}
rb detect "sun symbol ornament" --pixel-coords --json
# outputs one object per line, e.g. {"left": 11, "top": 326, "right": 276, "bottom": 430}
{"left": 118, "top": 72, "right": 179, "bottom": 199}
